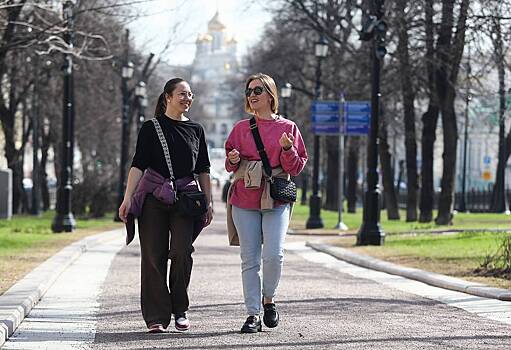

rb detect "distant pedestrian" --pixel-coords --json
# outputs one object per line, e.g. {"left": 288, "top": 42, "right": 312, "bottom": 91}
{"left": 225, "top": 73, "right": 308, "bottom": 333}
{"left": 118, "top": 78, "right": 213, "bottom": 333}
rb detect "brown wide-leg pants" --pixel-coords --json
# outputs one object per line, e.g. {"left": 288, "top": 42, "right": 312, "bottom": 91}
{"left": 138, "top": 194, "right": 194, "bottom": 328}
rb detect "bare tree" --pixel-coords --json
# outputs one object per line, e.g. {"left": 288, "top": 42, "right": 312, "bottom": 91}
{"left": 394, "top": 0, "right": 419, "bottom": 221}
{"left": 477, "top": 1, "right": 511, "bottom": 213}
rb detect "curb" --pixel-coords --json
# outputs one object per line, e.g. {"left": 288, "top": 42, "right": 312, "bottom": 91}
{"left": 287, "top": 228, "right": 356, "bottom": 237}
{"left": 289, "top": 227, "right": 511, "bottom": 237}
{"left": 0, "top": 228, "right": 123, "bottom": 348}
{"left": 307, "top": 242, "right": 511, "bottom": 302}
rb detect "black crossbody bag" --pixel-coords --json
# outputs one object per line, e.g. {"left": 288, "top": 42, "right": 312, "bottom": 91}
{"left": 152, "top": 118, "right": 208, "bottom": 217}
{"left": 249, "top": 117, "right": 297, "bottom": 203}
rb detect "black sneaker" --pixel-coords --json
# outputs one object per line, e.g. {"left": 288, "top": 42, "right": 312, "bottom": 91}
{"left": 263, "top": 302, "right": 279, "bottom": 328}
{"left": 240, "top": 315, "right": 262, "bottom": 333}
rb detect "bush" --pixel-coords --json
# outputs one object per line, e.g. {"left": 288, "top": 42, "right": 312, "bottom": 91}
{"left": 475, "top": 234, "right": 511, "bottom": 279}
{"left": 71, "top": 176, "right": 116, "bottom": 219}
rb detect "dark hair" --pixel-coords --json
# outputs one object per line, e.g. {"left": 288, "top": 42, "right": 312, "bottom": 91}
{"left": 154, "top": 78, "right": 186, "bottom": 116}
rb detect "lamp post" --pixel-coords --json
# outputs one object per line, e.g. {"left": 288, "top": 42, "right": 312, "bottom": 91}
{"left": 135, "top": 81, "right": 147, "bottom": 131}
{"left": 281, "top": 82, "right": 292, "bottom": 117}
{"left": 335, "top": 92, "right": 348, "bottom": 230}
{"left": 31, "top": 54, "right": 40, "bottom": 216}
{"left": 306, "top": 36, "right": 328, "bottom": 229}
{"left": 459, "top": 46, "right": 472, "bottom": 213}
{"left": 357, "top": 0, "right": 386, "bottom": 245}
{"left": 52, "top": 0, "right": 77, "bottom": 233}
{"left": 114, "top": 31, "right": 134, "bottom": 222}
{"left": 459, "top": 96, "right": 471, "bottom": 213}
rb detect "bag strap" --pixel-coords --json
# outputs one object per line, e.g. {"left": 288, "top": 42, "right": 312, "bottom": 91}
{"left": 249, "top": 117, "right": 273, "bottom": 179}
{"left": 151, "top": 118, "right": 175, "bottom": 180}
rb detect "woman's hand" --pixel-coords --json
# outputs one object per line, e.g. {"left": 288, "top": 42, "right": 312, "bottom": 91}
{"left": 118, "top": 198, "right": 131, "bottom": 223}
{"left": 204, "top": 204, "right": 213, "bottom": 227}
{"left": 228, "top": 149, "right": 240, "bottom": 164}
{"left": 279, "top": 132, "right": 294, "bottom": 151}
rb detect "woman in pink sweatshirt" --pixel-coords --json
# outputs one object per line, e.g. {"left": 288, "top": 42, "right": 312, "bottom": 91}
{"left": 225, "top": 73, "right": 308, "bottom": 333}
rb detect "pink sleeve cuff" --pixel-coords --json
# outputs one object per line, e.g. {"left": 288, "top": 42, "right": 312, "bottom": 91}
{"left": 225, "top": 158, "right": 239, "bottom": 172}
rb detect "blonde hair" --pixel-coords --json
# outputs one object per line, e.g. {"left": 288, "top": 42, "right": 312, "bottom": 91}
{"left": 244, "top": 73, "right": 279, "bottom": 114}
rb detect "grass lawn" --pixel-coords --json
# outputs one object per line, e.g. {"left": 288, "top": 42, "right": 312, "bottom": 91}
{"left": 290, "top": 201, "right": 511, "bottom": 289}
{"left": 326, "top": 231, "right": 511, "bottom": 289}
{"left": 290, "top": 201, "right": 511, "bottom": 233}
{"left": 0, "top": 211, "right": 122, "bottom": 295}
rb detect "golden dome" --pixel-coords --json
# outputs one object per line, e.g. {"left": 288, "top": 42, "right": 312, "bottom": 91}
{"left": 196, "top": 33, "right": 213, "bottom": 43}
{"left": 226, "top": 36, "right": 237, "bottom": 45}
{"left": 208, "top": 11, "right": 226, "bottom": 32}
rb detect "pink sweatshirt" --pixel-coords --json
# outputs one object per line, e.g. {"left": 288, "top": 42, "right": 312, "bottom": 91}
{"left": 225, "top": 116, "right": 308, "bottom": 209}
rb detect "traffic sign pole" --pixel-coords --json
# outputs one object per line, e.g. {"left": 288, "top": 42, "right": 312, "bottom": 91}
{"left": 336, "top": 93, "right": 348, "bottom": 230}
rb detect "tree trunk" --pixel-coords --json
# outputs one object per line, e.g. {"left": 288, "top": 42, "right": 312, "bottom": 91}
{"left": 491, "top": 131, "right": 511, "bottom": 212}
{"left": 397, "top": 0, "right": 418, "bottom": 222}
{"left": 379, "top": 107, "right": 400, "bottom": 220}
{"left": 489, "top": 16, "right": 509, "bottom": 213}
{"left": 435, "top": 101, "right": 457, "bottom": 225}
{"left": 419, "top": 0, "right": 439, "bottom": 223}
{"left": 434, "top": 0, "right": 469, "bottom": 225}
{"left": 347, "top": 136, "right": 359, "bottom": 213}
{"left": 40, "top": 121, "right": 52, "bottom": 211}
{"left": 325, "top": 136, "right": 339, "bottom": 210}
{"left": 419, "top": 106, "right": 439, "bottom": 222}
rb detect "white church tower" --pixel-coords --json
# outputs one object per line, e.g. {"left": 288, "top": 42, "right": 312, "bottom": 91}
{"left": 191, "top": 11, "right": 240, "bottom": 148}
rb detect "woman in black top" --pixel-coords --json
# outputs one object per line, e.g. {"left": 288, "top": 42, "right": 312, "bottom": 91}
{"left": 118, "top": 78, "right": 212, "bottom": 333}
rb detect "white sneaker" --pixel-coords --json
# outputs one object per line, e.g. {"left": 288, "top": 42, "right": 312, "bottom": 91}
{"left": 175, "top": 313, "right": 190, "bottom": 331}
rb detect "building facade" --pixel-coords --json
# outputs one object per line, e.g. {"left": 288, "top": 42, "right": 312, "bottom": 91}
{"left": 190, "top": 11, "right": 241, "bottom": 149}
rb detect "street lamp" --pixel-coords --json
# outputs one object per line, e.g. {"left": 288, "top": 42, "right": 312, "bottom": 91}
{"left": 31, "top": 54, "right": 41, "bottom": 216}
{"left": 52, "top": 0, "right": 77, "bottom": 233}
{"left": 281, "top": 82, "right": 292, "bottom": 117}
{"left": 459, "top": 96, "right": 471, "bottom": 212}
{"left": 357, "top": 0, "right": 386, "bottom": 245}
{"left": 459, "top": 46, "right": 472, "bottom": 213}
{"left": 114, "top": 46, "right": 134, "bottom": 222}
{"left": 306, "top": 36, "right": 328, "bottom": 229}
{"left": 135, "top": 81, "right": 147, "bottom": 131}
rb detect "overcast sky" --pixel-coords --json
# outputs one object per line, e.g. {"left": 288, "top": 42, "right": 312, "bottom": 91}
{"left": 128, "top": 0, "right": 273, "bottom": 66}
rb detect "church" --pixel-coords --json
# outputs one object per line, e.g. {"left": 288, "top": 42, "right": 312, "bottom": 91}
{"left": 190, "top": 11, "right": 241, "bottom": 149}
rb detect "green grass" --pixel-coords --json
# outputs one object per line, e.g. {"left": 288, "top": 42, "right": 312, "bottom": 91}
{"left": 0, "top": 210, "right": 119, "bottom": 256}
{"left": 373, "top": 231, "right": 510, "bottom": 260}
{"left": 329, "top": 231, "right": 511, "bottom": 289}
{"left": 0, "top": 210, "right": 122, "bottom": 295}
{"left": 291, "top": 201, "right": 511, "bottom": 233}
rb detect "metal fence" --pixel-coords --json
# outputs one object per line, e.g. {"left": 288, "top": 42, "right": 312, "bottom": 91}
{"left": 394, "top": 188, "right": 511, "bottom": 213}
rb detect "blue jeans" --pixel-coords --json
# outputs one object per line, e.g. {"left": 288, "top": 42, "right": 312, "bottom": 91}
{"left": 232, "top": 204, "right": 290, "bottom": 316}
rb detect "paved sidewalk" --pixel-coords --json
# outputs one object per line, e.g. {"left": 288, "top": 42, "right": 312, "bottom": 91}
{"left": 2, "top": 197, "right": 511, "bottom": 349}
{"left": 307, "top": 243, "right": 511, "bottom": 301}
{"left": 3, "top": 231, "right": 124, "bottom": 349}
{"left": 0, "top": 229, "right": 125, "bottom": 348}
{"left": 89, "top": 204, "right": 511, "bottom": 349}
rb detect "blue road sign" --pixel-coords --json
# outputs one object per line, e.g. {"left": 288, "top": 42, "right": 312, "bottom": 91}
{"left": 311, "top": 101, "right": 340, "bottom": 113}
{"left": 345, "top": 101, "right": 370, "bottom": 136}
{"left": 345, "top": 101, "right": 370, "bottom": 114}
{"left": 346, "top": 113, "right": 370, "bottom": 122}
{"left": 312, "top": 113, "right": 339, "bottom": 123}
{"left": 311, "top": 100, "right": 341, "bottom": 135}
{"left": 312, "top": 124, "right": 340, "bottom": 135}
{"left": 311, "top": 100, "right": 370, "bottom": 135}
{"left": 483, "top": 156, "right": 491, "bottom": 165}
{"left": 346, "top": 124, "right": 370, "bottom": 135}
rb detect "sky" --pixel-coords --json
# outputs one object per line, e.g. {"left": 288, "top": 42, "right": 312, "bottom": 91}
{"left": 128, "top": 0, "right": 273, "bottom": 66}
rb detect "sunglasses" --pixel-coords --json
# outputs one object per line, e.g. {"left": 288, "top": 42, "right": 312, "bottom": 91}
{"left": 245, "top": 86, "right": 265, "bottom": 97}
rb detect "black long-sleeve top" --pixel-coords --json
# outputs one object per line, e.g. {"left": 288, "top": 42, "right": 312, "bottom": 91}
{"left": 131, "top": 115, "right": 210, "bottom": 179}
